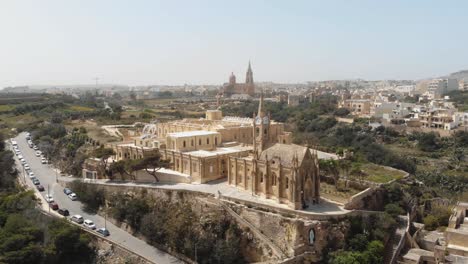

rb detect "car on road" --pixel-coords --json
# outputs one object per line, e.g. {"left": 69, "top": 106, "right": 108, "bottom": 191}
{"left": 58, "top": 209, "right": 70, "bottom": 216}
{"left": 33, "top": 145, "right": 38, "bottom": 150}
{"left": 36, "top": 185, "right": 45, "bottom": 192}
{"left": 15, "top": 150, "right": 21, "bottom": 155}
{"left": 71, "top": 215, "right": 84, "bottom": 224}
{"left": 96, "top": 228, "right": 110, "bottom": 237}
{"left": 28, "top": 172, "right": 35, "bottom": 178}
{"left": 63, "top": 188, "right": 72, "bottom": 195}
{"left": 83, "top": 219, "right": 96, "bottom": 230}
{"left": 20, "top": 159, "right": 26, "bottom": 165}
{"left": 32, "top": 178, "right": 40, "bottom": 185}
{"left": 41, "top": 158, "right": 47, "bottom": 164}
{"left": 50, "top": 202, "right": 59, "bottom": 210}
{"left": 24, "top": 164, "right": 30, "bottom": 170}
{"left": 68, "top": 193, "right": 77, "bottom": 201}
{"left": 18, "top": 155, "right": 23, "bottom": 159}
{"left": 35, "top": 151, "right": 41, "bottom": 157}
{"left": 45, "top": 194, "right": 54, "bottom": 203}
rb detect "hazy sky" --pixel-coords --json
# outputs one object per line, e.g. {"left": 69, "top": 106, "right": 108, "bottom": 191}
{"left": 1, "top": 0, "right": 467, "bottom": 87}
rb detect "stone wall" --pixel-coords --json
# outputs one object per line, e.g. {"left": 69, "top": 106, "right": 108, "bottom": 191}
{"left": 67, "top": 181, "right": 363, "bottom": 263}
{"left": 344, "top": 187, "right": 388, "bottom": 211}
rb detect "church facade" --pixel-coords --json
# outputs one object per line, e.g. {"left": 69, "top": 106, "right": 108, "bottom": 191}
{"left": 222, "top": 62, "right": 255, "bottom": 97}
{"left": 227, "top": 92, "right": 321, "bottom": 209}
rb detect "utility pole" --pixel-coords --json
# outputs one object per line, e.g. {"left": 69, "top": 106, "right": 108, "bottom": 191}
{"left": 104, "top": 201, "right": 107, "bottom": 229}
{"left": 94, "top": 77, "right": 99, "bottom": 96}
{"left": 47, "top": 184, "right": 50, "bottom": 214}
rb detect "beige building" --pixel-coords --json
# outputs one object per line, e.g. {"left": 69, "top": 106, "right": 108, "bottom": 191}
{"left": 340, "top": 99, "right": 371, "bottom": 116}
{"left": 93, "top": 92, "right": 320, "bottom": 209}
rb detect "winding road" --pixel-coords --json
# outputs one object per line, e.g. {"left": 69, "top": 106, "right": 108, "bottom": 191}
{"left": 12, "top": 133, "right": 182, "bottom": 264}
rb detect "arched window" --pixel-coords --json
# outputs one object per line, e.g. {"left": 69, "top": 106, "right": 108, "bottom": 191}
{"left": 264, "top": 128, "right": 267, "bottom": 135}
{"left": 260, "top": 172, "right": 264, "bottom": 183}
{"left": 272, "top": 172, "right": 277, "bottom": 186}
{"left": 285, "top": 178, "right": 289, "bottom": 189}
{"left": 215, "top": 137, "right": 218, "bottom": 145}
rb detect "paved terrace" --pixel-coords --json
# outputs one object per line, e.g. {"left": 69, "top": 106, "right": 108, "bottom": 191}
{"left": 62, "top": 176, "right": 348, "bottom": 216}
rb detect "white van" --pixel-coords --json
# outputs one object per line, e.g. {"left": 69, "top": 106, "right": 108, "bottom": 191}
{"left": 71, "top": 215, "right": 84, "bottom": 224}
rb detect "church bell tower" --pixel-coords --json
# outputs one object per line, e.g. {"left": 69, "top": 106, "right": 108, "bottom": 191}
{"left": 253, "top": 88, "right": 270, "bottom": 155}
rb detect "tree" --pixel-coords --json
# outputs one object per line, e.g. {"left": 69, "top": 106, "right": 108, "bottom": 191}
{"left": 109, "top": 160, "right": 135, "bottom": 181}
{"left": 93, "top": 147, "right": 115, "bottom": 174}
{"left": 320, "top": 159, "right": 341, "bottom": 190}
{"left": 131, "top": 153, "right": 171, "bottom": 182}
{"left": 334, "top": 108, "right": 350, "bottom": 117}
{"left": 417, "top": 132, "right": 440, "bottom": 152}
{"left": 450, "top": 147, "right": 466, "bottom": 169}
{"left": 384, "top": 203, "right": 405, "bottom": 217}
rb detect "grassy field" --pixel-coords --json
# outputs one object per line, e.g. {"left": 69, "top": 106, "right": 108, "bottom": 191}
{"left": 361, "top": 163, "right": 407, "bottom": 183}
{"left": 0, "top": 113, "right": 39, "bottom": 137}
{"left": 0, "top": 105, "right": 14, "bottom": 112}
{"left": 66, "top": 120, "right": 120, "bottom": 144}
{"left": 320, "top": 182, "right": 361, "bottom": 204}
{"left": 68, "top": 105, "right": 95, "bottom": 112}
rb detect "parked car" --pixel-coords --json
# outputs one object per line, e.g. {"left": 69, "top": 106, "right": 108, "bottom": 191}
{"left": 41, "top": 158, "right": 47, "bottom": 164}
{"left": 33, "top": 145, "right": 38, "bottom": 150}
{"left": 58, "top": 209, "right": 70, "bottom": 216}
{"left": 18, "top": 155, "right": 23, "bottom": 160}
{"left": 28, "top": 172, "right": 35, "bottom": 178}
{"left": 24, "top": 164, "right": 30, "bottom": 170}
{"left": 35, "top": 151, "right": 41, "bottom": 157}
{"left": 68, "top": 193, "right": 77, "bottom": 201}
{"left": 50, "top": 202, "right": 59, "bottom": 210}
{"left": 36, "top": 185, "right": 45, "bottom": 192}
{"left": 63, "top": 188, "right": 72, "bottom": 195}
{"left": 32, "top": 178, "right": 40, "bottom": 185}
{"left": 71, "top": 215, "right": 84, "bottom": 224}
{"left": 83, "top": 219, "right": 96, "bottom": 230}
{"left": 45, "top": 194, "right": 54, "bottom": 203}
{"left": 21, "top": 159, "right": 26, "bottom": 165}
{"left": 96, "top": 228, "right": 110, "bottom": 237}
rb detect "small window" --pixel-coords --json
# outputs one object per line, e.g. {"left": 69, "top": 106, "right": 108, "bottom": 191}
{"left": 260, "top": 173, "right": 264, "bottom": 183}
{"left": 199, "top": 139, "right": 202, "bottom": 145}
{"left": 207, "top": 138, "right": 209, "bottom": 144}
{"left": 191, "top": 140, "right": 194, "bottom": 146}
{"left": 215, "top": 137, "right": 218, "bottom": 145}
{"left": 286, "top": 179, "right": 289, "bottom": 189}
{"left": 183, "top": 141, "right": 186, "bottom": 147}
{"left": 264, "top": 128, "right": 267, "bottom": 135}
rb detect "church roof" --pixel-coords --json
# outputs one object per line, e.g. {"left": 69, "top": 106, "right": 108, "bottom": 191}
{"left": 259, "top": 143, "right": 309, "bottom": 167}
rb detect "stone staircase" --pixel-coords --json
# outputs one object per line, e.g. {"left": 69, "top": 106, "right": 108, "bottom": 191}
{"left": 210, "top": 197, "right": 288, "bottom": 260}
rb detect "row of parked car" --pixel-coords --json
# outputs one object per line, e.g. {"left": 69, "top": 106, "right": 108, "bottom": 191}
{"left": 64, "top": 188, "right": 110, "bottom": 236}
{"left": 14, "top": 134, "right": 110, "bottom": 237}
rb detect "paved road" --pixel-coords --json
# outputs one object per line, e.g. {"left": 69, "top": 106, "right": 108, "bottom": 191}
{"left": 12, "top": 133, "right": 182, "bottom": 264}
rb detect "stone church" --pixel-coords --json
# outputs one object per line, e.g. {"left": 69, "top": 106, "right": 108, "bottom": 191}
{"left": 227, "top": 92, "right": 321, "bottom": 209}
{"left": 222, "top": 62, "right": 255, "bottom": 97}
{"left": 95, "top": 85, "right": 320, "bottom": 210}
